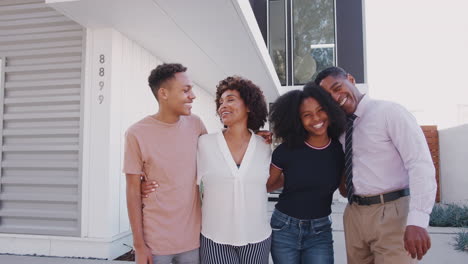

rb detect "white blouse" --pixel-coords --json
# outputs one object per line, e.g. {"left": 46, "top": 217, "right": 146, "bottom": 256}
{"left": 197, "top": 131, "right": 272, "bottom": 246}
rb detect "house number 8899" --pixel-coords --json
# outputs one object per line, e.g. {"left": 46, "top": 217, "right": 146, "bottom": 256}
{"left": 98, "top": 54, "right": 105, "bottom": 104}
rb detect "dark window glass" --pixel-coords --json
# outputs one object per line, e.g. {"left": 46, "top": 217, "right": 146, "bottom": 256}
{"left": 292, "top": 0, "right": 335, "bottom": 85}
{"left": 268, "top": 0, "right": 287, "bottom": 85}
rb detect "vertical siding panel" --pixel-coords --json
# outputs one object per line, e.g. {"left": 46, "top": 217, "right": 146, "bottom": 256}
{"left": 0, "top": 0, "right": 83, "bottom": 236}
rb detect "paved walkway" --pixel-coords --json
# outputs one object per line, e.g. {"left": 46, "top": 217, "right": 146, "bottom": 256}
{"left": 1, "top": 202, "right": 466, "bottom": 264}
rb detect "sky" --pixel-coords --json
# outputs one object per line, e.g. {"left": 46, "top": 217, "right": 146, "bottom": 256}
{"left": 364, "top": 0, "right": 468, "bottom": 129}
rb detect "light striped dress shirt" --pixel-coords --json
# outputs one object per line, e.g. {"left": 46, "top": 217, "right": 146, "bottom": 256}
{"left": 340, "top": 95, "right": 437, "bottom": 228}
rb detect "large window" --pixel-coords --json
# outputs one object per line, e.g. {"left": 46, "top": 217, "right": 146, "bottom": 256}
{"left": 252, "top": 0, "right": 365, "bottom": 86}
{"left": 292, "top": 0, "right": 335, "bottom": 85}
{"left": 268, "top": 0, "right": 336, "bottom": 86}
{"left": 268, "top": 0, "right": 287, "bottom": 85}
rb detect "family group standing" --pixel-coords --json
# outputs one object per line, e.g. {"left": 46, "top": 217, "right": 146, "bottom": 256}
{"left": 124, "top": 63, "right": 436, "bottom": 264}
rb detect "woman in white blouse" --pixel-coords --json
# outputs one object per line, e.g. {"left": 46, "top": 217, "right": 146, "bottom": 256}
{"left": 197, "top": 76, "right": 271, "bottom": 264}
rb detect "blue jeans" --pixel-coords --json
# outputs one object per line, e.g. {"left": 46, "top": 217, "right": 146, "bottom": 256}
{"left": 270, "top": 209, "right": 334, "bottom": 264}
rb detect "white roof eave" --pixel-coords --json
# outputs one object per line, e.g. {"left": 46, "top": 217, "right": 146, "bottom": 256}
{"left": 47, "top": 0, "right": 281, "bottom": 102}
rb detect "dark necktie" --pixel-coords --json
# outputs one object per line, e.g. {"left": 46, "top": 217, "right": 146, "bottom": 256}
{"left": 345, "top": 114, "right": 357, "bottom": 204}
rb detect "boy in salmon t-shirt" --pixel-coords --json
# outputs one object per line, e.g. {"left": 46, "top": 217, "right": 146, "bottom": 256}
{"left": 124, "top": 63, "right": 206, "bottom": 264}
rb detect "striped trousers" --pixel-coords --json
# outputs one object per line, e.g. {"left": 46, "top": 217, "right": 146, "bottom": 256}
{"left": 200, "top": 234, "right": 271, "bottom": 264}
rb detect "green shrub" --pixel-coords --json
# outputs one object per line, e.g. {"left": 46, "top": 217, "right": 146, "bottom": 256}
{"left": 453, "top": 230, "right": 468, "bottom": 252}
{"left": 429, "top": 203, "right": 468, "bottom": 227}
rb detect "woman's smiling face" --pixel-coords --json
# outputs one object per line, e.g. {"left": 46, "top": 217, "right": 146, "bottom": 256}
{"left": 218, "top": 89, "right": 249, "bottom": 127}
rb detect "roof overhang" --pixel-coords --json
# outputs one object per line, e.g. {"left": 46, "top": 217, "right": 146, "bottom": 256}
{"left": 47, "top": 0, "right": 281, "bottom": 102}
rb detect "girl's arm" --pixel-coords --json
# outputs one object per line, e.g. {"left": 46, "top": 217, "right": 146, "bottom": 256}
{"left": 339, "top": 171, "right": 347, "bottom": 197}
{"left": 267, "top": 165, "right": 284, "bottom": 192}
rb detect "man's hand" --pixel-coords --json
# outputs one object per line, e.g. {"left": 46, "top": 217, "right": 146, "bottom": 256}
{"left": 134, "top": 244, "right": 153, "bottom": 264}
{"left": 404, "top": 225, "right": 431, "bottom": 260}
{"left": 256, "top": 130, "right": 272, "bottom": 144}
{"left": 141, "top": 180, "right": 158, "bottom": 198}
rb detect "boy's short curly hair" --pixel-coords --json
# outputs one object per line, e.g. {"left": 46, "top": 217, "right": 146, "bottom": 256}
{"left": 215, "top": 76, "right": 268, "bottom": 131}
{"left": 148, "top": 63, "right": 187, "bottom": 100}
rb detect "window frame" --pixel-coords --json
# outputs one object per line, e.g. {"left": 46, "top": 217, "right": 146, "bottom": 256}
{"left": 290, "top": 0, "right": 336, "bottom": 86}
{"left": 252, "top": 0, "right": 365, "bottom": 86}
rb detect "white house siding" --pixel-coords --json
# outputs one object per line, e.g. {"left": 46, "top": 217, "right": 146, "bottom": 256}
{"left": 0, "top": 1, "right": 219, "bottom": 256}
{"left": 439, "top": 125, "right": 468, "bottom": 204}
{"left": 0, "top": 0, "right": 84, "bottom": 237}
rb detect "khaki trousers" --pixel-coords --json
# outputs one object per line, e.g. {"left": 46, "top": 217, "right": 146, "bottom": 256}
{"left": 343, "top": 196, "right": 417, "bottom": 264}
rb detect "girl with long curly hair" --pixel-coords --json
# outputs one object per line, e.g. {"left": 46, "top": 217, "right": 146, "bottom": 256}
{"left": 267, "top": 83, "right": 346, "bottom": 264}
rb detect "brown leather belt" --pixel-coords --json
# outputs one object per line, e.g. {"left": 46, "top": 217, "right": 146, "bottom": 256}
{"left": 352, "top": 188, "right": 410, "bottom": 206}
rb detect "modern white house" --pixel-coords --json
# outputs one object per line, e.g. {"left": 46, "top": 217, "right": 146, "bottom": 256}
{"left": 0, "top": 0, "right": 466, "bottom": 260}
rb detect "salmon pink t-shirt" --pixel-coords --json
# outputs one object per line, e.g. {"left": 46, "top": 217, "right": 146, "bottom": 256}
{"left": 123, "top": 114, "right": 207, "bottom": 255}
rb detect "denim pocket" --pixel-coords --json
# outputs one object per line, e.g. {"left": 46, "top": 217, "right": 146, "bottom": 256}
{"left": 313, "top": 219, "right": 332, "bottom": 235}
{"left": 270, "top": 214, "right": 288, "bottom": 231}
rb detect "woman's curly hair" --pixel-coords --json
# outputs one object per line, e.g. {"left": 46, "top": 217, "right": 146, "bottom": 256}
{"left": 269, "top": 82, "right": 346, "bottom": 148}
{"left": 215, "top": 76, "right": 268, "bottom": 131}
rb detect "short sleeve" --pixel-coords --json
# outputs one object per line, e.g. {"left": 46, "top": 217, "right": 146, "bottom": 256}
{"left": 271, "top": 144, "right": 286, "bottom": 171}
{"left": 192, "top": 114, "right": 207, "bottom": 136}
{"left": 199, "top": 118, "right": 208, "bottom": 136}
{"left": 123, "top": 130, "right": 144, "bottom": 175}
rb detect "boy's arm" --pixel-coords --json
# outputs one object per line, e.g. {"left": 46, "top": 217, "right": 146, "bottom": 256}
{"left": 255, "top": 130, "right": 272, "bottom": 144}
{"left": 126, "top": 174, "right": 153, "bottom": 264}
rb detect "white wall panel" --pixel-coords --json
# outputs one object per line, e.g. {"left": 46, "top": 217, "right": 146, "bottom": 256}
{"left": 0, "top": 0, "right": 83, "bottom": 236}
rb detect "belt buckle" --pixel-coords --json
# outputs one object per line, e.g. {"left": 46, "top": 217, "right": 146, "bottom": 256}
{"left": 354, "top": 196, "right": 362, "bottom": 205}
{"left": 379, "top": 194, "right": 385, "bottom": 204}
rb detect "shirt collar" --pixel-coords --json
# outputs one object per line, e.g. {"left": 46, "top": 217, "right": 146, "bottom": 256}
{"left": 353, "top": 94, "right": 370, "bottom": 118}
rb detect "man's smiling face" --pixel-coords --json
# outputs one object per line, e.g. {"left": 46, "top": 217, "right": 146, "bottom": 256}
{"left": 319, "top": 74, "right": 362, "bottom": 115}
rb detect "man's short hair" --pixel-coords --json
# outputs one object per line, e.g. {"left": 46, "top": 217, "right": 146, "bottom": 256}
{"left": 148, "top": 63, "right": 187, "bottom": 100}
{"left": 314, "top": 66, "right": 348, "bottom": 86}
